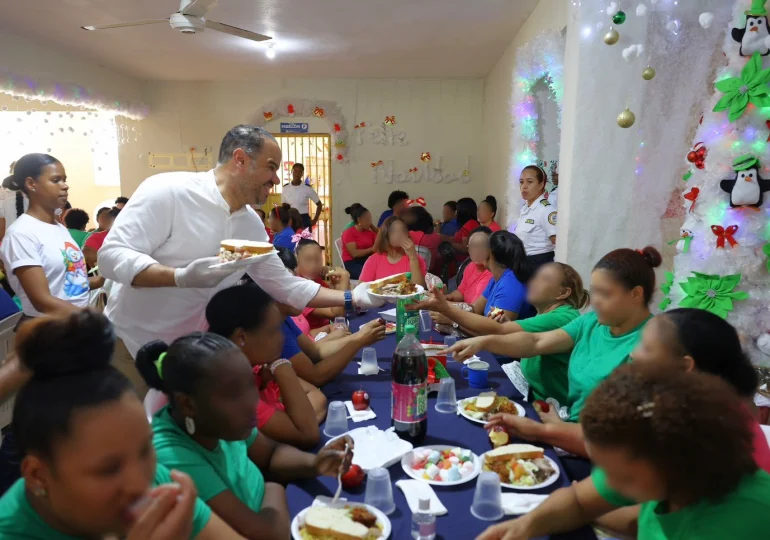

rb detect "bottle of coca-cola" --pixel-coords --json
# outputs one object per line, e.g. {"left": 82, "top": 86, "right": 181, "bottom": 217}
{"left": 391, "top": 323, "right": 428, "bottom": 444}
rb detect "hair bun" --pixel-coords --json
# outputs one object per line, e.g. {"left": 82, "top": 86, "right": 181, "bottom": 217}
{"left": 16, "top": 310, "right": 115, "bottom": 379}
{"left": 344, "top": 205, "right": 353, "bottom": 215}
{"left": 639, "top": 246, "right": 662, "bottom": 268}
{"left": 485, "top": 195, "right": 497, "bottom": 205}
{"left": 135, "top": 340, "right": 170, "bottom": 391}
{"left": 2, "top": 174, "right": 20, "bottom": 191}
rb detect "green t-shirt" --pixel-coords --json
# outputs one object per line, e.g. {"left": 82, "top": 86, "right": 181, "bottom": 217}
{"left": 562, "top": 311, "right": 649, "bottom": 421}
{"left": 0, "top": 463, "right": 210, "bottom": 539}
{"left": 66, "top": 229, "right": 91, "bottom": 249}
{"left": 152, "top": 406, "right": 265, "bottom": 512}
{"left": 592, "top": 467, "right": 770, "bottom": 539}
{"left": 517, "top": 305, "right": 580, "bottom": 405}
{"left": 343, "top": 220, "right": 355, "bottom": 231}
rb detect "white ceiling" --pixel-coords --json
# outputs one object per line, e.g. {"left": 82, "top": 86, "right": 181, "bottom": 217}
{"left": 0, "top": 0, "right": 539, "bottom": 81}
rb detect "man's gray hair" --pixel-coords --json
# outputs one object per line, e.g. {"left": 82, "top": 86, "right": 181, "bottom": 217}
{"left": 218, "top": 125, "right": 278, "bottom": 164}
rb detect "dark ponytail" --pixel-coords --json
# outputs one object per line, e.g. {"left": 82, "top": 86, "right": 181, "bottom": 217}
{"left": 481, "top": 195, "right": 497, "bottom": 215}
{"left": 15, "top": 191, "right": 24, "bottom": 218}
{"left": 489, "top": 231, "right": 533, "bottom": 284}
{"left": 2, "top": 153, "right": 60, "bottom": 195}
{"left": 270, "top": 203, "right": 291, "bottom": 226}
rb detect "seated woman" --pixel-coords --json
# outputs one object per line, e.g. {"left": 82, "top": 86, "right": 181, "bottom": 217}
{"left": 341, "top": 203, "right": 377, "bottom": 279}
{"left": 443, "top": 227, "right": 493, "bottom": 305}
{"left": 415, "top": 261, "right": 588, "bottom": 406}
{"left": 404, "top": 205, "right": 441, "bottom": 273}
{"left": 295, "top": 238, "right": 349, "bottom": 332}
{"left": 440, "top": 197, "right": 479, "bottom": 261}
{"left": 428, "top": 231, "right": 533, "bottom": 334}
{"left": 438, "top": 201, "right": 459, "bottom": 237}
{"left": 0, "top": 310, "right": 240, "bottom": 539}
{"left": 477, "top": 195, "right": 501, "bottom": 232}
{"left": 448, "top": 246, "right": 661, "bottom": 459}
{"left": 268, "top": 204, "right": 295, "bottom": 250}
{"left": 476, "top": 364, "right": 770, "bottom": 540}
{"left": 206, "top": 283, "right": 327, "bottom": 449}
{"left": 137, "top": 334, "right": 353, "bottom": 540}
{"left": 359, "top": 216, "right": 427, "bottom": 287}
{"left": 83, "top": 207, "right": 120, "bottom": 268}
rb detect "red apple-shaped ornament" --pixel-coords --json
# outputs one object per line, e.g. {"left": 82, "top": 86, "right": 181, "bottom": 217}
{"left": 695, "top": 146, "right": 707, "bottom": 159}
{"left": 686, "top": 151, "right": 698, "bottom": 163}
{"left": 352, "top": 388, "right": 370, "bottom": 411}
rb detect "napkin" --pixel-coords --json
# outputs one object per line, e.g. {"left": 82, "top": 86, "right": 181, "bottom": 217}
{"left": 462, "top": 355, "right": 482, "bottom": 365}
{"left": 344, "top": 401, "right": 377, "bottom": 422}
{"left": 395, "top": 480, "right": 448, "bottom": 516}
{"left": 500, "top": 493, "right": 548, "bottom": 515}
{"left": 357, "top": 363, "right": 382, "bottom": 375}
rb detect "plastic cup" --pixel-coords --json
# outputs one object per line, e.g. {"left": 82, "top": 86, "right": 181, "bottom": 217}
{"left": 364, "top": 467, "right": 396, "bottom": 515}
{"left": 471, "top": 471, "right": 504, "bottom": 521}
{"left": 323, "top": 401, "right": 349, "bottom": 438}
{"left": 419, "top": 310, "right": 433, "bottom": 332}
{"left": 333, "top": 317, "right": 348, "bottom": 332}
{"left": 444, "top": 335, "right": 457, "bottom": 358}
{"left": 434, "top": 377, "right": 457, "bottom": 414}
{"left": 361, "top": 347, "right": 378, "bottom": 371}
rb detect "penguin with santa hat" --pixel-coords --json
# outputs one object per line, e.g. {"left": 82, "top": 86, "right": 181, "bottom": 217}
{"left": 732, "top": 0, "right": 770, "bottom": 56}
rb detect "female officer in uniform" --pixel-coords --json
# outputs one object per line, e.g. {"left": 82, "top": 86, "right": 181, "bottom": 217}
{"left": 513, "top": 165, "right": 557, "bottom": 268}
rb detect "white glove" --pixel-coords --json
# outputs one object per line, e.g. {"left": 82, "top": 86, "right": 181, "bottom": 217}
{"left": 173, "top": 257, "right": 241, "bottom": 289}
{"left": 352, "top": 281, "right": 386, "bottom": 309}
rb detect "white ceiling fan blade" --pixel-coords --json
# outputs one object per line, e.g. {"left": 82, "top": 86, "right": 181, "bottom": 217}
{"left": 81, "top": 19, "right": 168, "bottom": 31}
{"left": 205, "top": 20, "right": 271, "bottom": 42}
{"left": 181, "top": 0, "right": 219, "bottom": 18}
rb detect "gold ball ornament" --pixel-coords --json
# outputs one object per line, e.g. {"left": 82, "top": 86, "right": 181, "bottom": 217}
{"left": 642, "top": 66, "right": 656, "bottom": 80}
{"left": 604, "top": 28, "right": 620, "bottom": 45}
{"left": 617, "top": 107, "right": 636, "bottom": 129}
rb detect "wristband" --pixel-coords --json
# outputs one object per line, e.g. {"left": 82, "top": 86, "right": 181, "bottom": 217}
{"left": 344, "top": 289, "right": 353, "bottom": 312}
{"left": 269, "top": 358, "right": 293, "bottom": 375}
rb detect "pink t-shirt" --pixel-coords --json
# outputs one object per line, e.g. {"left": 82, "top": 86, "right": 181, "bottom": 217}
{"left": 253, "top": 367, "right": 286, "bottom": 428}
{"left": 457, "top": 263, "right": 493, "bottom": 303}
{"left": 291, "top": 314, "right": 311, "bottom": 336}
{"left": 359, "top": 252, "right": 427, "bottom": 282}
{"left": 486, "top": 221, "right": 502, "bottom": 232}
{"left": 341, "top": 227, "right": 377, "bottom": 262}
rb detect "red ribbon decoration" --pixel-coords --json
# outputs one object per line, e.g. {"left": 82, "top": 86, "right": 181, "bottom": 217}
{"left": 766, "top": 120, "right": 770, "bottom": 142}
{"left": 407, "top": 197, "right": 427, "bottom": 207}
{"left": 683, "top": 187, "right": 700, "bottom": 213}
{"left": 711, "top": 224, "right": 739, "bottom": 248}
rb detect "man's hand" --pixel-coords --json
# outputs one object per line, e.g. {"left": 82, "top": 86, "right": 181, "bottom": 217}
{"left": 173, "top": 257, "right": 241, "bottom": 289}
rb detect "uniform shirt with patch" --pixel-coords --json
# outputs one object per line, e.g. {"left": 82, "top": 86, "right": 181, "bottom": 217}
{"left": 281, "top": 182, "right": 320, "bottom": 214}
{"left": 513, "top": 194, "right": 557, "bottom": 256}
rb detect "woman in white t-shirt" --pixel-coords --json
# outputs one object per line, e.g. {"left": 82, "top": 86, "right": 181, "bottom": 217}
{"left": 0, "top": 153, "right": 102, "bottom": 318}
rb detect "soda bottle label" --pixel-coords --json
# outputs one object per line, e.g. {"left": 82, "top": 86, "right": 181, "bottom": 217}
{"left": 391, "top": 382, "right": 427, "bottom": 423}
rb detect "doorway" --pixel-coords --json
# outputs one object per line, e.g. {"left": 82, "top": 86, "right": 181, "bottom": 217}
{"left": 269, "top": 133, "right": 332, "bottom": 264}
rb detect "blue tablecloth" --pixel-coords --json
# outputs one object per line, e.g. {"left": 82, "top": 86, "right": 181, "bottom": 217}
{"left": 287, "top": 311, "right": 597, "bottom": 540}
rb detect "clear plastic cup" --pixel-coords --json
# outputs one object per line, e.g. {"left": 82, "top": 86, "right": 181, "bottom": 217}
{"left": 323, "top": 401, "right": 349, "bottom": 438}
{"left": 333, "top": 317, "right": 348, "bottom": 332}
{"left": 364, "top": 467, "right": 396, "bottom": 515}
{"left": 471, "top": 471, "right": 504, "bottom": 521}
{"left": 444, "top": 335, "right": 457, "bottom": 359}
{"left": 361, "top": 347, "right": 378, "bottom": 370}
{"left": 419, "top": 310, "right": 433, "bottom": 332}
{"left": 434, "top": 377, "right": 457, "bottom": 414}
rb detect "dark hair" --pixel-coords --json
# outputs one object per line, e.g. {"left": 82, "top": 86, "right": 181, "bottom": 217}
{"left": 64, "top": 209, "right": 89, "bottom": 230}
{"left": 345, "top": 203, "right": 369, "bottom": 224}
{"left": 455, "top": 197, "right": 478, "bottom": 227}
{"left": 374, "top": 216, "right": 406, "bottom": 254}
{"left": 107, "top": 207, "right": 121, "bottom": 219}
{"left": 270, "top": 203, "right": 291, "bottom": 227}
{"left": 295, "top": 238, "right": 320, "bottom": 255}
{"left": 593, "top": 246, "right": 662, "bottom": 304}
{"left": 96, "top": 207, "right": 111, "bottom": 219}
{"left": 659, "top": 309, "right": 758, "bottom": 397}
{"left": 255, "top": 208, "right": 266, "bottom": 220}
{"left": 444, "top": 201, "right": 457, "bottom": 212}
{"left": 523, "top": 165, "right": 547, "bottom": 185}
{"left": 405, "top": 206, "right": 434, "bottom": 234}
{"left": 469, "top": 226, "right": 493, "bottom": 238}
{"left": 287, "top": 207, "right": 303, "bottom": 231}
{"left": 550, "top": 262, "right": 590, "bottom": 310}
{"left": 582, "top": 363, "right": 756, "bottom": 505}
{"left": 276, "top": 246, "right": 297, "bottom": 271}
{"left": 2, "top": 153, "right": 60, "bottom": 195}
{"left": 293, "top": 163, "right": 304, "bottom": 171}
{"left": 63, "top": 202, "right": 72, "bottom": 211}
{"left": 480, "top": 195, "right": 497, "bottom": 215}
{"left": 488, "top": 231, "right": 533, "bottom": 284}
{"left": 218, "top": 125, "right": 277, "bottom": 164}
{"left": 206, "top": 284, "right": 276, "bottom": 338}
{"left": 136, "top": 333, "right": 238, "bottom": 398}
{"left": 15, "top": 192, "right": 24, "bottom": 218}
{"left": 387, "top": 190, "right": 409, "bottom": 209}
{"left": 12, "top": 311, "right": 132, "bottom": 459}
{"left": 115, "top": 196, "right": 129, "bottom": 206}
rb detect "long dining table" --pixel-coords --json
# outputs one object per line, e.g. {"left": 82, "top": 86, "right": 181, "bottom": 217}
{"left": 286, "top": 310, "right": 598, "bottom": 540}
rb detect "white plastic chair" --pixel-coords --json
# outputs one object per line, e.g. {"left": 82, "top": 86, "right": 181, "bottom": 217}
{"left": 334, "top": 238, "right": 344, "bottom": 267}
{"left": 416, "top": 246, "right": 432, "bottom": 270}
{"left": 143, "top": 389, "right": 169, "bottom": 423}
{"left": 0, "top": 312, "right": 23, "bottom": 430}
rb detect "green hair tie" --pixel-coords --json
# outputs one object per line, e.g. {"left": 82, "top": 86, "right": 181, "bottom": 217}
{"left": 154, "top": 352, "right": 167, "bottom": 380}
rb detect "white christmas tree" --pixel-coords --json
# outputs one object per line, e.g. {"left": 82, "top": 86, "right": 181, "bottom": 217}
{"left": 667, "top": 0, "right": 770, "bottom": 366}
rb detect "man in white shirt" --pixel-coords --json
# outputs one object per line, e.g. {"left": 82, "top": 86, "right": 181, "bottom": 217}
{"left": 99, "top": 125, "right": 381, "bottom": 395}
{"left": 281, "top": 163, "right": 323, "bottom": 230}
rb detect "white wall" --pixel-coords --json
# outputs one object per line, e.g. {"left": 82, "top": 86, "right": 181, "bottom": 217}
{"left": 126, "top": 78, "right": 485, "bottom": 239}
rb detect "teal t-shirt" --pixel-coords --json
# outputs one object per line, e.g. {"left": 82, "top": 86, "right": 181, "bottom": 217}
{"left": 0, "top": 463, "right": 210, "bottom": 539}
{"left": 66, "top": 229, "right": 91, "bottom": 249}
{"left": 343, "top": 220, "right": 355, "bottom": 231}
{"left": 592, "top": 467, "right": 770, "bottom": 539}
{"left": 562, "top": 311, "right": 649, "bottom": 421}
{"left": 517, "top": 305, "right": 580, "bottom": 405}
{"left": 152, "top": 406, "right": 265, "bottom": 512}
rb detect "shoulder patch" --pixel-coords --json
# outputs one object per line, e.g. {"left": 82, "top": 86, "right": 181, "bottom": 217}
{"left": 548, "top": 212, "right": 557, "bottom": 226}
{"left": 525, "top": 218, "right": 535, "bottom": 225}
{"left": 540, "top": 199, "right": 551, "bottom": 207}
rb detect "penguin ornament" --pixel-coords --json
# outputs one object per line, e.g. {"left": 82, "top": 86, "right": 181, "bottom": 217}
{"left": 720, "top": 154, "right": 770, "bottom": 208}
{"left": 732, "top": 0, "right": 770, "bottom": 56}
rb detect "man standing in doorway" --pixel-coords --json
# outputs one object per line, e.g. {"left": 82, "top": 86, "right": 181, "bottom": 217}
{"left": 281, "top": 163, "right": 323, "bottom": 230}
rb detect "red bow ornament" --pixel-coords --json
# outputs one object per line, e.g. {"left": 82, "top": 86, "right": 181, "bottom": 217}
{"left": 420, "top": 152, "right": 431, "bottom": 162}
{"left": 409, "top": 167, "right": 418, "bottom": 173}
{"left": 711, "top": 224, "right": 739, "bottom": 248}
{"left": 370, "top": 162, "right": 378, "bottom": 168}
{"left": 683, "top": 187, "right": 700, "bottom": 213}
{"left": 407, "top": 197, "right": 426, "bottom": 208}
{"left": 263, "top": 111, "right": 273, "bottom": 121}
{"left": 384, "top": 116, "right": 396, "bottom": 126}
{"left": 313, "top": 107, "right": 325, "bottom": 118}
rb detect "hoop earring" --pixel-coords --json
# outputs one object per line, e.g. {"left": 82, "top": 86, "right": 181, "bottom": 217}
{"left": 185, "top": 417, "right": 196, "bottom": 435}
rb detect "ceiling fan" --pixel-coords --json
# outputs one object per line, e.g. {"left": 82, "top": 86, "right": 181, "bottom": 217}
{"left": 81, "top": 0, "right": 271, "bottom": 43}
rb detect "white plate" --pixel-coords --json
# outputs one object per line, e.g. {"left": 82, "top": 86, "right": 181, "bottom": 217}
{"left": 401, "top": 445, "right": 481, "bottom": 486}
{"left": 208, "top": 250, "right": 275, "bottom": 269}
{"left": 325, "top": 426, "right": 413, "bottom": 472}
{"left": 478, "top": 452, "right": 560, "bottom": 490}
{"left": 457, "top": 397, "right": 526, "bottom": 425}
{"left": 291, "top": 502, "right": 391, "bottom": 540}
{"left": 368, "top": 284, "right": 425, "bottom": 301}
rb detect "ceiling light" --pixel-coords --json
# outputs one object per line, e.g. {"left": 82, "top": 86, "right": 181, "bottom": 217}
{"left": 266, "top": 43, "right": 276, "bottom": 59}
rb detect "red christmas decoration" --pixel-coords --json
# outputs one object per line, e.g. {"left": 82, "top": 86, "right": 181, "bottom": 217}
{"left": 384, "top": 115, "right": 396, "bottom": 126}
{"left": 333, "top": 123, "right": 341, "bottom": 132}
{"left": 711, "top": 224, "right": 739, "bottom": 248}
{"left": 336, "top": 153, "right": 344, "bottom": 162}
{"left": 420, "top": 152, "right": 431, "bottom": 162}
{"left": 287, "top": 104, "right": 295, "bottom": 115}
{"left": 685, "top": 142, "right": 707, "bottom": 170}
{"left": 313, "top": 107, "right": 325, "bottom": 118}
{"left": 263, "top": 111, "right": 273, "bottom": 121}
{"left": 683, "top": 187, "right": 700, "bottom": 213}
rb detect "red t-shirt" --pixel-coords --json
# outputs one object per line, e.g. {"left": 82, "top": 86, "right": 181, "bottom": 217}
{"left": 486, "top": 221, "right": 502, "bottom": 232}
{"left": 341, "top": 227, "right": 377, "bottom": 262}
{"left": 84, "top": 230, "right": 108, "bottom": 251}
{"left": 457, "top": 263, "right": 493, "bottom": 303}
{"left": 301, "top": 277, "right": 331, "bottom": 330}
{"left": 359, "top": 252, "right": 427, "bottom": 282}
{"left": 409, "top": 231, "right": 442, "bottom": 272}
{"left": 453, "top": 219, "right": 480, "bottom": 261}
{"left": 253, "top": 367, "right": 286, "bottom": 429}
